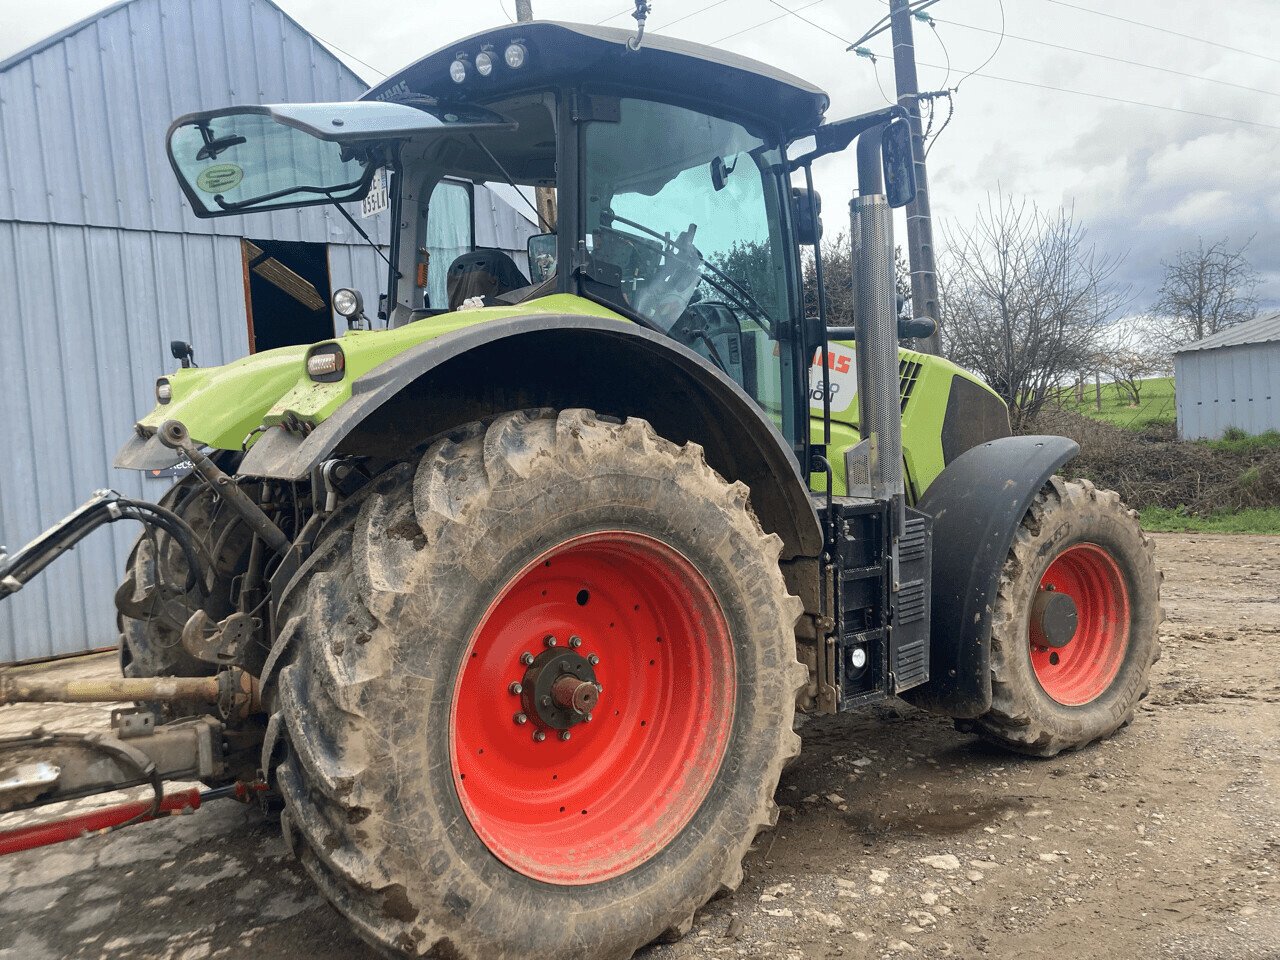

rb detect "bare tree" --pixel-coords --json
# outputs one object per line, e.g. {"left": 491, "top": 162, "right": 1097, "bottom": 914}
{"left": 803, "top": 237, "right": 912, "bottom": 329}
{"left": 1152, "top": 237, "right": 1259, "bottom": 346}
{"left": 1102, "top": 317, "right": 1171, "bottom": 406}
{"left": 939, "top": 196, "right": 1129, "bottom": 430}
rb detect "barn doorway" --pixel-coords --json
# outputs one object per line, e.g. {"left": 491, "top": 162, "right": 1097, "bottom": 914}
{"left": 241, "top": 239, "right": 334, "bottom": 353}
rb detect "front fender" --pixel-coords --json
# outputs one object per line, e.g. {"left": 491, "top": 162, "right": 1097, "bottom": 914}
{"left": 901, "top": 435, "right": 1080, "bottom": 718}
{"left": 239, "top": 313, "right": 825, "bottom": 560}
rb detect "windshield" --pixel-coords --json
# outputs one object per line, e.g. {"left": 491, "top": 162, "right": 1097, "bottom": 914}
{"left": 583, "top": 97, "right": 793, "bottom": 418}
{"left": 583, "top": 99, "right": 789, "bottom": 331}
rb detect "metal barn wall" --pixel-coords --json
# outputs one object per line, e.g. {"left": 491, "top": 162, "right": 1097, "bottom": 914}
{"left": 1175, "top": 342, "right": 1280, "bottom": 440}
{"left": 0, "top": 219, "right": 386, "bottom": 663}
{"left": 0, "top": 0, "right": 388, "bottom": 246}
{"left": 0, "top": 0, "right": 535, "bottom": 661}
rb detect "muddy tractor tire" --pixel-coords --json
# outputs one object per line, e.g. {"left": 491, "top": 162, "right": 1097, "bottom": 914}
{"left": 973, "top": 477, "right": 1162, "bottom": 757}
{"left": 115, "top": 460, "right": 254, "bottom": 718}
{"left": 262, "top": 409, "right": 805, "bottom": 960}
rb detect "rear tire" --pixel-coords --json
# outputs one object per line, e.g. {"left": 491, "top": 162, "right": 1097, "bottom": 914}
{"left": 973, "top": 477, "right": 1161, "bottom": 757}
{"left": 262, "top": 409, "right": 804, "bottom": 959}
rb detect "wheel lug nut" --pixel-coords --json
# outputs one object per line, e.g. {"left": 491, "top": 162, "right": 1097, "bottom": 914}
{"left": 560, "top": 730, "right": 571, "bottom": 742}
{"left": 585, "top": 713, "right": 593, "bottom": 723}
{"left": 520, "top": 652, "right": 534, "bottom": 666}
{"left": 588, "top": 654, "right": 600, "bottom": 666}
{"left": 533, "top": 730, "right": 546, "bottom": 742}
{"left": 544, "top": 635, "right": 557, "bottom": 648}
{"left": 541, "top": 695, "right": 552, "bottom": 707}
{"left": 569, "top": 635, "right": 582, "bottom": 648}
{"left": 509, "top": 682, "right": 523, "bottom": 695}
{"left": 513, "top": 712, "right": 528, "bottom": 725}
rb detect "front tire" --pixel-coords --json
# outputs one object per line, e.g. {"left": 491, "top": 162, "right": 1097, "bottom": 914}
{"left": 115, "top": 463, "right": 254, "bottom": 718}
{"left": 264, "top": 409, "right": 804, "bottom": 959}
{"left": 973, "top": 477, "right": 1162, "bottom": 757}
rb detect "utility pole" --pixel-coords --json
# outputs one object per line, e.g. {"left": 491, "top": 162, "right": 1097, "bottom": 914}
{"left": 888, "top": 0, "right": 941, "bottom": 355}
{"left": 515, "top": 0, "right": 558, "bottom": 231}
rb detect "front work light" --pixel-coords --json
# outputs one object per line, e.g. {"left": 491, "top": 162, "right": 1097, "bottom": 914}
{"left": 504, "top": 42, "right": 527, "bottom": 69}
{"left": 449, "top": 58, "right": 468, "bottom": 83}
{"left": 332, "top": 287, "right": 363, "bottom": 319}
{"left": 475, "top": 49, "right": 495, "bottom": 76}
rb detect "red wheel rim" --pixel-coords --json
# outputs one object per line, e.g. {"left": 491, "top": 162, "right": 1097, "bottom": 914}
{"left": 1030, "top": 543, "right": 1130, "bottom": 706}
{"left": 450, "top": 531, "right": 736, "bottom": 885}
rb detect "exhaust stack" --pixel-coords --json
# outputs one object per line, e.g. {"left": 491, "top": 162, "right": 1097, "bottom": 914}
{"left": 850, "top": 191, "right": 904, "bottom": 522}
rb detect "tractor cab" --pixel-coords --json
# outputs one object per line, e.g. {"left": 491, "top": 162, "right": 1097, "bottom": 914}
{"left": 168, "top": 21, "right": 908, "bottom": 467}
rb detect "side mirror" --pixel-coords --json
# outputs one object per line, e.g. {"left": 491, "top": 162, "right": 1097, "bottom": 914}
{"left": 791, "top": 187, "right": 823, "bottom": 246}
{"left": 881, "top": 117, "right": 917, "bottom": 209}
{"left": 527, "top": 233, "right": 557, "bottom": 284}
{"left": 170, "top": 340, "right": 195, "bottom": 368}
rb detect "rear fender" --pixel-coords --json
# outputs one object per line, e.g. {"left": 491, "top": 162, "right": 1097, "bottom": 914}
{"left": 239, "top": 314, "right": 824, "bottom": 560}
{"left": 901, "top": 435, "right": 1079, "bottom": 718}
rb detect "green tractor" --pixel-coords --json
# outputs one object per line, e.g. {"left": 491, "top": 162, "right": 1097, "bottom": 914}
{"left": 0, "top": 20, "right": 1160, "bottom": 959}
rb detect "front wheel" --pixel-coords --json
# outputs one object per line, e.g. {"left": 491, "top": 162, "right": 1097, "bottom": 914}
{"left": 973, "top": 477, "right": 1162, "bottom": 757}
{"left": 264, "top": 409, "right": 804, "bottom": 958}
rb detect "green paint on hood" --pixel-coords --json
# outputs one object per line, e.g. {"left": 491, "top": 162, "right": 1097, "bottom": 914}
{"left": 137, "top": 294, "right": 627, "bottom": 451}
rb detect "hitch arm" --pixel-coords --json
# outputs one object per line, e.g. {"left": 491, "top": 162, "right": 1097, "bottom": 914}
{"left": 0, "top": 492, "right": 206, "bottom": 601}
{"left": 156, "top": 420, "right": 291, "bottom": 556}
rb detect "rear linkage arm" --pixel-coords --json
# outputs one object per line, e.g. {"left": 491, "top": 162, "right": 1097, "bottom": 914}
{"left": 0, "top": 490, "right": 207, "bottom": 601}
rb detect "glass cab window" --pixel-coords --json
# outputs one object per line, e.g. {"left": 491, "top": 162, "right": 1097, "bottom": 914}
{"left": 582, "top": 98, "right": 794, "bottom": 424}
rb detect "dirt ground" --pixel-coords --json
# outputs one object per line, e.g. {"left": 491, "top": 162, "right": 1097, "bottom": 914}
{"left": 0, "top": 532, "right": 1276, "bottom": 960}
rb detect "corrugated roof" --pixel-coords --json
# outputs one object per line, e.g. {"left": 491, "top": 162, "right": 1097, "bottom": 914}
{"left": 1173, "top": 312, "right": 1280, "bottom": 352}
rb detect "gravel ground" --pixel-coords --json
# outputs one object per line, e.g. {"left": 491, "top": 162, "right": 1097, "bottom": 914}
{"left": 1, "top": 532, "right": 1276, "bottom": 960}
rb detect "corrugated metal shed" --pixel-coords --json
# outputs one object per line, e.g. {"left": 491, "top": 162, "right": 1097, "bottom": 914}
{"left": 1172, "top": 312, "right": 1280, "bottom": 353}
{"left": 1174, "top": 313, "right": 1280, "bottom": 440}
{"left": 0, "top": 0, "right": 535, "bottom": 662}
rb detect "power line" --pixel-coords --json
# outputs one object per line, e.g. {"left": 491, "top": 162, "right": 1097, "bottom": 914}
{"left": 934, "top": 16, "right": 1280, "bottom": 98}
{"left": 953, "top": 0, "right": 1003, "bottom": 91}
{"left": 1042, "top": 0, "right": 1280, "bottom": 66}
{"left": 312, "top": 34, "right": 388, "bottom": 79}
{"left": 653, "top": 0, "right": 734, "bottom": 32}
{"left": 596, "top": 6, "right": 634, "bottom": 25}
{"left": 762, "top": 0, "right": 1279, "bottom": 134}
{"left": 709, "top": 0, "right": 828, "bottom": 46}
{"left": 761, "top": 0, "right": 851, "bottom": 47}
{"left": 901, "top": 55, "right": 1280, "bottom": 130}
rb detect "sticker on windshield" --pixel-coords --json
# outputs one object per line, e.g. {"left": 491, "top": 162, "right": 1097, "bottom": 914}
{"left": 195, "top": 163, "right": 243, "bottom": 194}
{"left": 810, "top": 343, "right": 858, "bottom": 416}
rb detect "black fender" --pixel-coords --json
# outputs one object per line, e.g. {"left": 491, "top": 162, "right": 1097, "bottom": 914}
{"left": 238, "top": 313, "right": 824, "bottom": 560}
{"left": 901, "top": 435, "right": 1080, "bottom": 718}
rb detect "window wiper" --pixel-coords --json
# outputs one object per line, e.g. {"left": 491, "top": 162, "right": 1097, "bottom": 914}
{"left": 601, "top": 209, "right": 775, "bottom": 336}
{"left": 692, "top": 255, "right": 774, "bottom": 336}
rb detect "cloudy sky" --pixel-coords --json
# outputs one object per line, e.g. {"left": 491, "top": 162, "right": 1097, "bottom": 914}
{"left": 4, "top": 0, "right": 1278, "bottom": 311}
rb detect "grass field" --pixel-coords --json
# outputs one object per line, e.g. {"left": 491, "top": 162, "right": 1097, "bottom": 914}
{"left": 1140, "top": 506, "right": 1280, "bottom": 535}
{"left": 1059, "top": 376, "right": 1176, "bottom": 430}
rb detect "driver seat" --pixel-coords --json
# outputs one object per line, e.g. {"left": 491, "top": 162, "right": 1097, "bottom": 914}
{"left": 446, "top": 249, "right": 530, "bottom": 310}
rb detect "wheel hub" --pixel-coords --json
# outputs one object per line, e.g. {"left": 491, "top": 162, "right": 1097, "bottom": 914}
{"left": 518, "top": 645, "right": 601, "bottom": 731}
{"left": 1030, "top": 587, "right": 1078, "bottom": 649}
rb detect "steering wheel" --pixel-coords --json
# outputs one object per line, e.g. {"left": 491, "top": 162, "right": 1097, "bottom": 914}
{"left": 592, "top": 222, "right": 704, "bottom": 329}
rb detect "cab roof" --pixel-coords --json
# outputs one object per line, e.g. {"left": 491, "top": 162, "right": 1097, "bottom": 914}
{"left": 363, "top": 20, "right": 831, "bottom": 139}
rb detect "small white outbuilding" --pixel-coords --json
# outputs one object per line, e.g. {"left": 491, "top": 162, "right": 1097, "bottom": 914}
{"left": 1173, "top": 313, "right": 1280, "bottom": 440}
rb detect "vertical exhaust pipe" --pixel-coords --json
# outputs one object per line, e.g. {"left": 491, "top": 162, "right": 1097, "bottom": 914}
{"left": 850, "top": 188, "right": 904, "bottom": 529}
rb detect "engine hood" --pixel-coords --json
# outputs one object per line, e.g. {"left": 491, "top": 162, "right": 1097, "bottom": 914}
{"left": 115, "top": 295, "right": 625, "bottom": 471}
